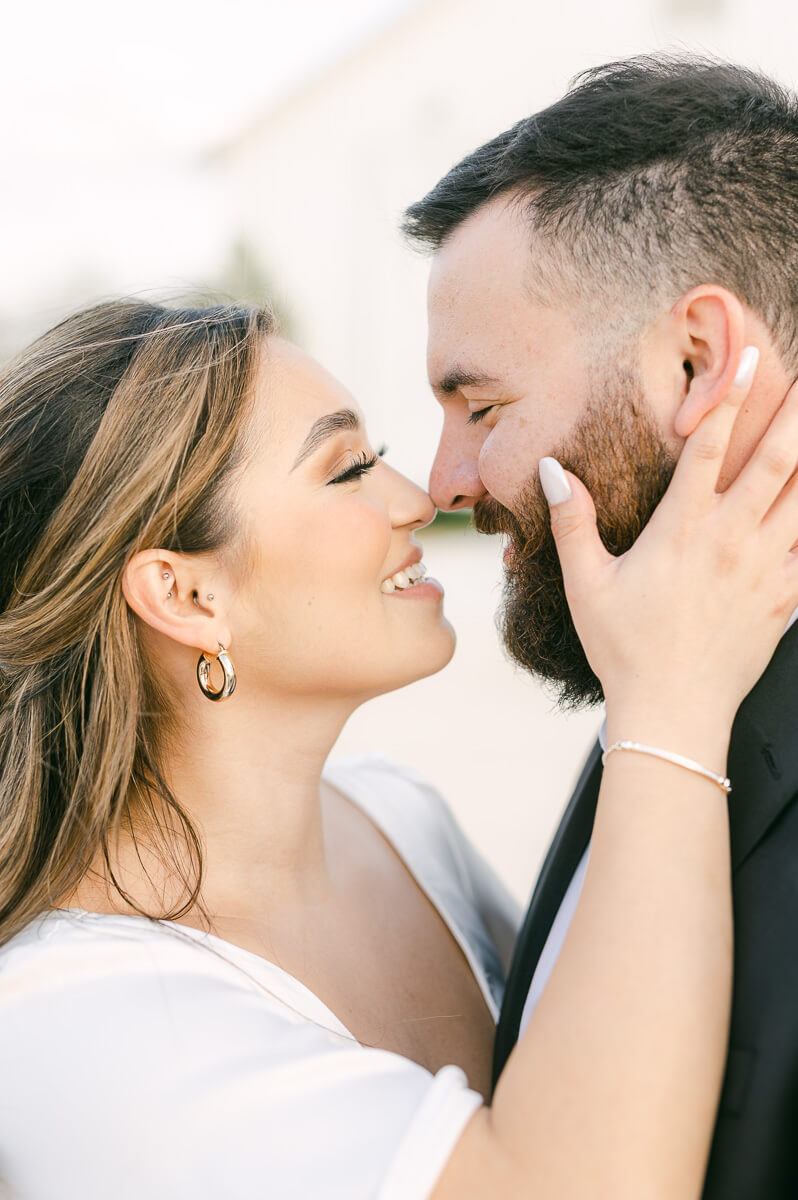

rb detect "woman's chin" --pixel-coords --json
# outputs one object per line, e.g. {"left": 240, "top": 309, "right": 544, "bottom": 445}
{"left": 383, "top": 620, "right": 457, "bottom": 693}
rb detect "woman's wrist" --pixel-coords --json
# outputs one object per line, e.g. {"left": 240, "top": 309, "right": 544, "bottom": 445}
{"left": 604, "top": 698, "right": 733, "bottom": 779}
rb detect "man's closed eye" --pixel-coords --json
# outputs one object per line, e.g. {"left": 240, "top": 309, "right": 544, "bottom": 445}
{"left": 467, "top": 406, "right": 496, "bottom": 425}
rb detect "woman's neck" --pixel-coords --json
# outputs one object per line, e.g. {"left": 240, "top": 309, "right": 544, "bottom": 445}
{"left": 66, "top": 690, "right": 358, "bottom": 922}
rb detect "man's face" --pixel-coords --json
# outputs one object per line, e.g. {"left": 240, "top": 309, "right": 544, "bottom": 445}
{"left": 427, "top": 196, "right": 591, "bottom": 517}
{"left": 426, "top": 195, "right": 677, "bottom": 706}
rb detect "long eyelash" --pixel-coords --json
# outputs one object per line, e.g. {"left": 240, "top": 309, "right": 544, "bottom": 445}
{"left": 328, "top": 445, "right": 387, "bottom": 486}
{"left": 467, "top": 407, "right": 493, "bottom": 425}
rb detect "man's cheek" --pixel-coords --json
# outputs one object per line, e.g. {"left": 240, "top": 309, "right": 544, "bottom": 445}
{"left": 479, "top": 432, "right": 535, "bottom": 506}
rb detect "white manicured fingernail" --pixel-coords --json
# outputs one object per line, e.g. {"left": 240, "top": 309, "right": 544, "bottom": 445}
{"left": 733, "top": 346, "right": 759, "bottom": 388}
{"left": 539, "top": 457, "right": 572, "bottom": 506}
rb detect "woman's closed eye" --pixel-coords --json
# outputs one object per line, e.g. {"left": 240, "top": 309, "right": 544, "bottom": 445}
{"left": 328, "top": 445, "right": 388, "bottom": 485}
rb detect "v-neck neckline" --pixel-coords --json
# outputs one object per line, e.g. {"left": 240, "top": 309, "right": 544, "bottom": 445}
{"left": 44, "top": 757, "right": 499, "bottom": 1044}
{"left": 48, "top": 903, "right": 359, "bottom": 1043}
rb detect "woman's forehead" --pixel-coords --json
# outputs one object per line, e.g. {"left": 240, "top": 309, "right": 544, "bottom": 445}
{"left": 259, "top": 338, "right": 360, "bottom": 423}
{"left": 250, "top": 338, "right": 365, "bottom": 466}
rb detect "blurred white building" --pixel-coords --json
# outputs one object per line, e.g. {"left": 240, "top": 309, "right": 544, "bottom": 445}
{"left": 212, "top": 0, "right": 797, "bottom": 486}
{"left": 204, "top": 0, "right": 797, "bottom": 901}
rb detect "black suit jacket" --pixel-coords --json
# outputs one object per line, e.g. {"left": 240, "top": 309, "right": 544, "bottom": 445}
{"left": 493, "top": 620, "right": 798, "bottom": 1198}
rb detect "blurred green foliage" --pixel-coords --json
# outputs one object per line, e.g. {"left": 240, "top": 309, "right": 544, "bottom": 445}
{"left": 425, "top": 509, "right": 474, "bottom": 534}
{"left": 186, "top": 236, "right": 297, "bottom": 337}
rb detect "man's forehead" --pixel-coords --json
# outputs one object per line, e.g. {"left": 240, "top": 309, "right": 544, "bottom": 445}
{"left": 427, "top": 196, "right": 532, "bottom": 303}
{"left": 425, "top": 303, "right": 528, "bottom": 392}
{"left": 423, "top": 196, "right": 571, "bottom": 392}
{"left": 426, "top": 226, "right": 535, "bottom": 387}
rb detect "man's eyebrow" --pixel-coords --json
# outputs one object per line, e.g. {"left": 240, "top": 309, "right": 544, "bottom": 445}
{"left": 434, "top": 367, "right": 501, "bottom": 395}
{"left": 291, "top": 408, "right": 360, "bottom": 471}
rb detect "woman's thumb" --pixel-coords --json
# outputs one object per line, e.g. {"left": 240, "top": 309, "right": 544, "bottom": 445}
{"left": 539, "top": 457, "right": 609, "bottom": 585}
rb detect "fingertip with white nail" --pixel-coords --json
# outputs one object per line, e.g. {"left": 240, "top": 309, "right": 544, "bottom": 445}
{"left": 733, "top": 345, "right": 759, "bottom": 389}
{"left": 539, "top": 457, "right": 573, "bottom": 507}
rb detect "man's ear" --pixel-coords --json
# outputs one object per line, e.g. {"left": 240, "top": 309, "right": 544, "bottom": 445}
{"left": 121, "top": 548, "right": 231, "bottom": 656}
{"left": 672, "top": 286, "right": 747, "bottom": 438}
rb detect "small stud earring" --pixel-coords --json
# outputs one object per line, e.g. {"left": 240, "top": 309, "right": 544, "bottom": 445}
{"left": 207, "top": 594, "right": 214, "bottom": 600}
{"left": 162, "top": 572, "right": 171, "bottom": 580}
{"left": 166, "top": 591, "right": 172, "bottom": 599}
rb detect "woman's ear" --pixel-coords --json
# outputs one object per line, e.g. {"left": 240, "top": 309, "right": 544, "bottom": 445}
{"left": 121, "top": 549, "right": 230, "bottom": 655}
{"left": 672, "top": 286, "right": 747, "bottom": 438}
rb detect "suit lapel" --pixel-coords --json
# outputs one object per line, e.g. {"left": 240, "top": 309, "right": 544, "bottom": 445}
{"left": 727, "top": 619, "right": 798, "bottom": 871}
{"left": 492, "top": 740, "right": 603, "bottom": 1084}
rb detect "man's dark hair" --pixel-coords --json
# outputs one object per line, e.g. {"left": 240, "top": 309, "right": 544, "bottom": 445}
{"left": 403, "top": 54, "right": 798, "bottom": 368}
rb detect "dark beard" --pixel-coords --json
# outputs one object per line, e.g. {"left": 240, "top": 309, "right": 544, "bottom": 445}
{"left": 474, "top": 363, "right": 677, "bottom": 709}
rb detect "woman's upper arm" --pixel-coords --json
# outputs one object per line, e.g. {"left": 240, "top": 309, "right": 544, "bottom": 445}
{"left": 386, "top": 759, "right": 523, "bottom": 974}
{"left": 327, "top": 754, "right": 523, "bottom": 974}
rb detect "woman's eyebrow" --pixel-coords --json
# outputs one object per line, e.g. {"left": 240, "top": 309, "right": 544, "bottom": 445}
{"left": 291, "top": 408, "right": 360, "bottom": 471}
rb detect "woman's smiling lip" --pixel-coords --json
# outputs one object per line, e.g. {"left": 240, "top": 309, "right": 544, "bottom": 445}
{"left": 383, "top": 576, "right": 445, "bottom": 600}
{"left": 381, "top": 549, "right": 422, "bottom": 585}
{"left": 380, "top": 549, "right": 444, "bottom": 598}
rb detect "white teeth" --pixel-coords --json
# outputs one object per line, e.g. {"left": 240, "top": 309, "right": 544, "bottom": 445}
{"left": 381, "top": 561, "right": 428, "bottom": 593}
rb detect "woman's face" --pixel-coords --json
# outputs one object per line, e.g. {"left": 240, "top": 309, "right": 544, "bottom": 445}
{"left": 224, "top": 338, "right": 455, "bottom": 702}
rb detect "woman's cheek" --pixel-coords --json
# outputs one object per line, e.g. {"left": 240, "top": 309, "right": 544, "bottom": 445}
{"left": 292, "top": 494, "right": 391, "bottom": 590}
{"left": 328, "top": 494, "right": 391, "bottom": 577}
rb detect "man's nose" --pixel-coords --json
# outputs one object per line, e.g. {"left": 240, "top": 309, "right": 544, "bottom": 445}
{"left": 429, "top": 440, "right": 487, "bottom": 512}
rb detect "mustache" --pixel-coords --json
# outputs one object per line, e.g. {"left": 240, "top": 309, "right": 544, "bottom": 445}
{"left": 472, "top": 495, "right": 523, "bottom": 538}
{"left": 472, "top": 487, "right": 548, "bottom": 562}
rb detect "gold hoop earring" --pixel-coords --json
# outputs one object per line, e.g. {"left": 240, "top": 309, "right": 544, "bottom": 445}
{"left": 196, "top": 642, "right": 236, "bottom": 702}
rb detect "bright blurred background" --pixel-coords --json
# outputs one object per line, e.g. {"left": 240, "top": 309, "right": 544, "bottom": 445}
{"left": 3, "top": 0, "right": 796, "bottom": 903}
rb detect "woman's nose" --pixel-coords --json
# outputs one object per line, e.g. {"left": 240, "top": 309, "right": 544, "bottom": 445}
{"left": 405, "top": 481, "right": 436, "bottom": 530}
{"left": 384, "top": 464, "right": 437, "bottom": 529}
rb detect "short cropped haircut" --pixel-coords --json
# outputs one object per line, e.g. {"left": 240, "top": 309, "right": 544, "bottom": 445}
{"left": 403, "top": 55, "right": 798, "bottom": 368}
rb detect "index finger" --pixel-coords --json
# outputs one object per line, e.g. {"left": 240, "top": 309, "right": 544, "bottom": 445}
{"left": 668, "top": 345, "right": 759, "bottom": 508}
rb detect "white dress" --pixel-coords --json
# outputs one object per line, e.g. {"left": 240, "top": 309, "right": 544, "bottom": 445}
{"left": 0, "top": 754, "right": 521, "bottom": 1200}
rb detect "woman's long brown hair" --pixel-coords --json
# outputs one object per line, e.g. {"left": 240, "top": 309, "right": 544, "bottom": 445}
{"left": 0, "top": 299, "right": 274, "bottom": 946}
